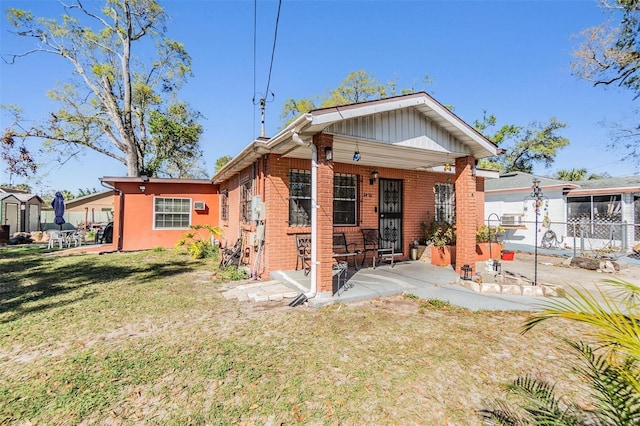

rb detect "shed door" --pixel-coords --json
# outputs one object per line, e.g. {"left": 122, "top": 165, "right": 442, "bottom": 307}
{"left": 378, "top": 178, "right": 402, "bottom": 252}
{"left": 4, "top": 203, "right": 19, "bottom": 234}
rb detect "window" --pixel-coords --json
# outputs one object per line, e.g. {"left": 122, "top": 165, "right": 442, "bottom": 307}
{"left": 154, "top": 197, "right": 191, "bottom": 229}
{"left": 288, "top": 170, "right": 359, "bottom": 227}
{"left": 435, "top": 183, "right": 455, "bottom": 224}
{"left": 567, "top": 194, "right": 623, "bottom": 237}
{"left": 334, "top": 173, "right": 357, "bottom": 226}
{"left": 221, "top": 191, "right": 229, "bottom": 222}
{"left": 240, "top": 180, "right": 252, "bottom": 223}
{"left": 289, "top": 170, "right": 311, "bottom": 226}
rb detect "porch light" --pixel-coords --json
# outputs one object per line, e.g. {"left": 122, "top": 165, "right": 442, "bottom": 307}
{"left": 324, "top": 146, "right": 333, "bottom": 161}
{"left": 353, "top": 150, "right": 360, "bottom": 162}
{"left": 444, "top": 163, "right": 452, "bottom": 172}
{"left": 139, "top": 184, "right": 146, "bottom": 193}
{"left": 369, "top": 170, "right": 379, "bottom": 185}
{"left": 460, "top": 264, "right": 472, "bottom": 280}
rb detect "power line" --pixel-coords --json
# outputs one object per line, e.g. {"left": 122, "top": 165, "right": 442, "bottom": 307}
{"left": 251, "top": 0, "right": 282, "bottom": 137}
{"left": 264, "top": 0, "right": 282, "bottom": 100}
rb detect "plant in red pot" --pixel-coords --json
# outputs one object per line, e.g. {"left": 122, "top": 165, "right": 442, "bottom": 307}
{"left": 429, "top": 223, "right": 456, "bottom": 266}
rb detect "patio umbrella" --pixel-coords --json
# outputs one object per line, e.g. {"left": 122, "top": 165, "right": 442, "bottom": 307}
{"left": 52, "top": 191, "right": 66, "bottom": 230}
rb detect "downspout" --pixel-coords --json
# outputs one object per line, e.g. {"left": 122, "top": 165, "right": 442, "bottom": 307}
{"left": 291, "top": 131, "right": 318, "bottom": 299}
{"left": 100, "top": 181, "right": 123, "bottom": 251}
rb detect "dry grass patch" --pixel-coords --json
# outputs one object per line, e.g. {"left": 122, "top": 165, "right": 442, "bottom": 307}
{"left": 0, "top": 248, "right": 589, "bottom": 425}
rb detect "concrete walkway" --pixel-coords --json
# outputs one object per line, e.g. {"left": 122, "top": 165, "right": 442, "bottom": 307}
{"left": 222, "top": 250, "right": 640, "bottom": 311}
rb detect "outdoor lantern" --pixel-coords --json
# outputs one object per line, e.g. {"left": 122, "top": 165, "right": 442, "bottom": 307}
{"left": 461, "top": 264, "right": 472, "bottom": 280}
{"left": 492, "top": 260, "right": 501, "bottom": 274}
{"left": 444, "top": 163, "right": 452, "bottom": 172}
{"left": 139, "top": 184, "right": 146, "bottom": 192}
{"left": 369, "top": 170, "right": 379, "bottom": 185}
{"left": 353, "top": 150, "right": 360, "bottom": 162}
{"left": 324, "top": 146, "right": 333, "bottom": 161}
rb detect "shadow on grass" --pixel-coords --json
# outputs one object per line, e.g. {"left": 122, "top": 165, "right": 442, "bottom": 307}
{"left": 0, "top": 247, "right": 201, "bottom": 323}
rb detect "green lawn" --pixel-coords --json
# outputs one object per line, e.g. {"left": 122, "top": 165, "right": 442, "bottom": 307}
{"left": 0, "top": 247, "right": 589, "bottom": 425}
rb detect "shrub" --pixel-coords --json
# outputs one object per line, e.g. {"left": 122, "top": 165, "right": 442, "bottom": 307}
{"left": 175, "top": 224, "right": 223, "bottom": 260}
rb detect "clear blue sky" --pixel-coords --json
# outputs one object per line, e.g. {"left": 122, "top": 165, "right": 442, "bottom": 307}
{"left": 1, "top": 0, "right": 638, "bottom": 194}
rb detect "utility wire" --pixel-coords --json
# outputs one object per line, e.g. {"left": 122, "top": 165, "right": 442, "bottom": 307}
{"left": 264, "top": 0, "right": 282, "bottom": 101}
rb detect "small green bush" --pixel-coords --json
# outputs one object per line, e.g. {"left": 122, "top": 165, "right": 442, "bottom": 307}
{"left": 175, "top": 225, "right": 223, "bottom": 260}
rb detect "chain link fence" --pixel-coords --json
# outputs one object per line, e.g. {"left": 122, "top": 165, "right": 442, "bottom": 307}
{"left": 501, "top": 219, "right": 639, "bottom": 258}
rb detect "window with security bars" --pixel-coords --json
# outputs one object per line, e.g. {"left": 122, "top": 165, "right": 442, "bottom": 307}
{"left": 289, "top": 170, "right": 311, "bottom": 226}
{"left": 334, "top": 173, "right": 357, "bottom": 226}
{"left": 240, "top": 180, "right": 252, "bottom": 223}
{"left": 154, "top": 197, "right": 191, "bottom": 229}
{"left": 221, "top": 191, "right": 229, "bottom": 222}
{"left": 435, "top": 183, "right": 455, "bottom": 224}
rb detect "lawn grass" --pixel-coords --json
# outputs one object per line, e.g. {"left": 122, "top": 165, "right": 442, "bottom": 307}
{"left": 0, "top": 246, "right": 589, "bottom": 425}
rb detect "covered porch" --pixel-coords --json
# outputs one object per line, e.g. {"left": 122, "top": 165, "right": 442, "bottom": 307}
{"left": 213, "top": 92, "right": 500, "bottom": 300}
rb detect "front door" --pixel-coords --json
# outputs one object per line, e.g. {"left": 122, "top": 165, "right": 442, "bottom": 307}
{"left": 378, "top": 178, "right": 402, "bottom": 252}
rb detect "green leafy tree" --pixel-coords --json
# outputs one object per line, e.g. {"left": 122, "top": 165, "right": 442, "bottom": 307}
{"left": 280, "top": 70, "right": 437, "bottom": 126}
{"left": 2, "top": 0, "right": 205, "bottom": 178}
{"left": 0, "top": 183, "right": 31, "bottom": 193}
{"left": 553, "top": 168, "right": 609, "bottom": 181}
{"left": 144, "top": 102, "right": 204, "bottom": 177}
{"left": 481, "top": 279, "right": 640, "bottom": 425}
{"left": 474, "top": 113, "right": 570, "bottom": 173}
{"left": 214, "top": 155, "right": 233, "bottom": 173}
{"left": 572, "top": 0, "right": 640, "bottom": 164}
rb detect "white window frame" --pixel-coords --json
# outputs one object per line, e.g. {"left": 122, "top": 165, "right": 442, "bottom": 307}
{"left": 153, "top": 197, "right": 192, "bottom": 230}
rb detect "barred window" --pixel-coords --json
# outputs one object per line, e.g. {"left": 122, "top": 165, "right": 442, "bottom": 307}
{"left": 435, "top": 183, "right": 455, "bottom": 224}
{"left": 221, "top": 191, "right": 229, "bottom": 222}
{"left": 240, "top": 180, "right": 252, "bottom": 223}
{"left": 334, "top": 173, "right": 357, "bottom": 226}
{"left": 289, "top": 170, "right": 311, "bottom": 226}
{"left": 154, "top": 197, "right": 191, "bottom": 229}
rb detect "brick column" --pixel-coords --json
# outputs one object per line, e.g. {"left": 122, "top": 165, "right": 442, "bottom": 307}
{"left": 455, "top": 156, "right": 477, "bottom": 275}
{"left": 314, "top": 133, "right": 334, "bottom": 295}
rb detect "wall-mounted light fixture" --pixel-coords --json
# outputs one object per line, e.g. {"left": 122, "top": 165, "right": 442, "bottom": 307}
{"left": 369, "top": 170, "right": 379, "bottom": 185}
{"left": 444, "top": 163, "right": 452, "bottom": 172}
{"left": 139, "top": 184, "right": 146, "bottom": 193}
{"left": 324, "top": 146, "right": 333, "bottom": 161}
{"left": 140, "top": 175, "right": 149, "bottom": 193}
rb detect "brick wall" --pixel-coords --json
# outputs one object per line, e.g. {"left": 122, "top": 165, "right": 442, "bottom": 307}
{"left": 219, "top": 136, "right": 485, "bottom": 293}
{"left": 455, "top": 156, "right": 477, "bottom": 275}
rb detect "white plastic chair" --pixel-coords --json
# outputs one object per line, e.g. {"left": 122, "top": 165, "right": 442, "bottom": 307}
{"left": 69, "top": 231, "right": 85, "bottom": 247}
{"left": 47, "top": 230, "right": 65, "bottom": 249}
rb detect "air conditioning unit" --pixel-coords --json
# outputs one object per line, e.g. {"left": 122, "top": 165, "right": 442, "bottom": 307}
{"left": 194, "top": 201, "right": 206, "bottom": 211}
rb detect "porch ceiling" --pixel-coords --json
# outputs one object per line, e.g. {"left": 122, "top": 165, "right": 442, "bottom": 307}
{"left": 282, "top": 136, "right": 464, "bottom": 170}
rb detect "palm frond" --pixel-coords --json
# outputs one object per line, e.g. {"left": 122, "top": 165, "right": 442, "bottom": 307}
{"left": 569, "top": 340, "right": 640, "bottom": 425}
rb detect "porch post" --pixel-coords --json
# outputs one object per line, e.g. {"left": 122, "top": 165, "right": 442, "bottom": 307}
{"left": 455, "top": 156, "right": 477, "bottom": 276}
{"left": 313, "top": 132, "right": 334, "bottom": 295}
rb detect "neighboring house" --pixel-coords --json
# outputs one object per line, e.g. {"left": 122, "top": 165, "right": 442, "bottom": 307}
{"left": 212, "top": 92, "right": 499, "bottom": 296}
{"left": 0, "top": 190, "right": 43, "bottom": 234}
{"left": 98, "top": 177, "right": 220, "bottom": 251}
{"left": 100, "top": 92, "right": 499, "bottom": 297}
{"left": 41, "top": 190, "right": 114, "bottom": 230}
{"left": 484, "top": 172, "right": 640, "bottom": 253}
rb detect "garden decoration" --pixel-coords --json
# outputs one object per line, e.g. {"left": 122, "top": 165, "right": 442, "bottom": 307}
{"left": 524, "top": 178, "right": 548, "bottom": 286}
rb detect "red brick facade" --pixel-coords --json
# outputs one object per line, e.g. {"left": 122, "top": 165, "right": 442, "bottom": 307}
{"left": 217, "top": 132, "right": 484, "bottom": 293}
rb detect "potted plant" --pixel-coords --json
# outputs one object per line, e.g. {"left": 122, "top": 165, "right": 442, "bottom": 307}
{"left": 429, "top": 222, "right": 456, "bottom": 266}
{"left": 475, "top": 224, "right": 504, "bottom": 261}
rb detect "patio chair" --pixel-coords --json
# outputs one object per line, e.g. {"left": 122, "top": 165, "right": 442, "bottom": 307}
{"left": 361, "top": 228, "right": 397, "bottom": 269}
{"left": 332, "top": 232, "right": 361, "bottom": 269}
{"left": 69, "top": 231, "right": 85, "bottom": 247}
{"left": 46, "top": 230, "right": 66, "bottom": 249}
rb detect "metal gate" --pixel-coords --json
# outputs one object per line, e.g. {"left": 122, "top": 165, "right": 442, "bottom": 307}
{"left": 378, "top": 178, "right": 402, "bottom": 252}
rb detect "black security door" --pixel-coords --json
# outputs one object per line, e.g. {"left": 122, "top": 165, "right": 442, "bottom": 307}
{"left": 378, "top": 179, "right": 402, "bottom": 252}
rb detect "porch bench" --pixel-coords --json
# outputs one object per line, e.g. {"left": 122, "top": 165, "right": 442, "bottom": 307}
{"left": 294, "top": 233, "right": 361, "bottom": 276}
